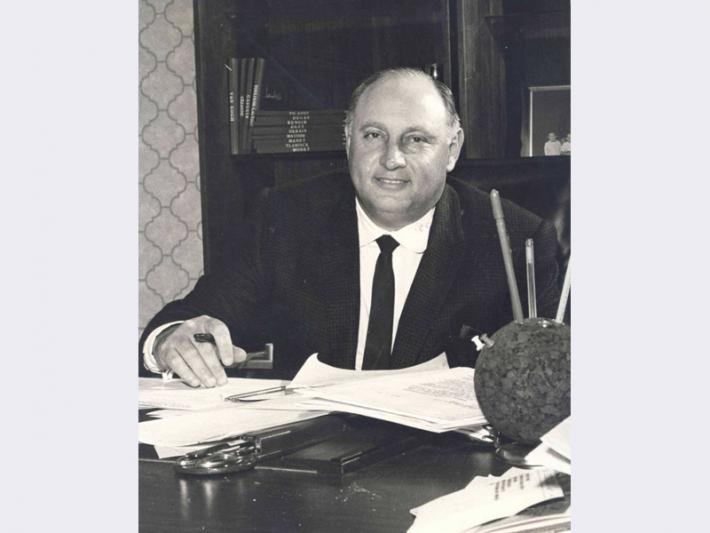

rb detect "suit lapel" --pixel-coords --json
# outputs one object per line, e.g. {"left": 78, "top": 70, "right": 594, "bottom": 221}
{"left": 313, "top": 185, "right": 360, "bottom": 368}
{"left": 390, "top": 185, "right": 467, "bottom": 367}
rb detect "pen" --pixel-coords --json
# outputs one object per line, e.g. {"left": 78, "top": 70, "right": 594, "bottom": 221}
{"left": 490, "top": 190, "right": 524, "bottom": 323}
{"left": 225, "top": 385, "right": 290, "bottom": 402}
{"left": 193, "top": 333, "right": 269, "bottom": 368}
{"left": 555, "top": 257, "right": 571, "bottom": 324}
{"left": 525, "top": 239, "right": 537, "bottom": 318}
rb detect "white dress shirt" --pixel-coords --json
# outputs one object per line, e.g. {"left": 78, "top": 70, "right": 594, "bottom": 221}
{"left": 143, "top": 199, "right": 435, "bottom": 374}
{"left": 354, "top": 199, "right": 434, "bottom": 369}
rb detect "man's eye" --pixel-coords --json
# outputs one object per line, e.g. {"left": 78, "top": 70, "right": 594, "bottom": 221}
{"left": 407, "top": 135, "right": 427, "bottom": 144}
{"left": 364, "top": 131, "right": 381, "bottom": 140}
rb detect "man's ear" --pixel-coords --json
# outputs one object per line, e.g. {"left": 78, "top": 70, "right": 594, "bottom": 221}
{"left": 344, "top": 123, "right": 352, "bottom": 157}
{"left": 446, "top": 128, "right": 464, "bottom": 172}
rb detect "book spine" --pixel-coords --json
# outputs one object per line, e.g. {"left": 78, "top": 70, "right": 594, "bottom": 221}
{"left": 246, "top": 58, "right": 265, "bottom": 151}
{"left": 255, "top": 109, "right": 346, "bottom": 117}
{"left": 252, "top": 132, "right": 345, "bottom": 144}
{"left": 253, "top": 140, "right": 346, "bottom": 154}
{"left": 253, "top": 119, "right": 345, "bottom": 129}
{"left": 253, "top": 118, "right": 345, "bottom": 128}
{"left": 252, "top": 125, "right": 345, "bottom": 136}
{"left": 227, "top": 58, "right": 240, "bottom": 155}
{"left": 254, "top": 114, "right": 345, "bottom": 123}
{"left": 238, "top": 59, "right": 247, "bottom": 153}
{"left": 242, "top": 58, "right": 256, "bottom": 153}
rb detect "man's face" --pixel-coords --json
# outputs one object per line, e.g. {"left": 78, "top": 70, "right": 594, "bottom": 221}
{"left": 345, "top": 74, "right": 463, "bottom": 230}
{"left": 548, "top": 133, "right": 557, "bottom": 141}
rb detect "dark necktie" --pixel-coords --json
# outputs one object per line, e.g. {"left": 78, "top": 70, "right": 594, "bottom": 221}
{"left": 363, "top": 235, "right": 400, "bottom": 370}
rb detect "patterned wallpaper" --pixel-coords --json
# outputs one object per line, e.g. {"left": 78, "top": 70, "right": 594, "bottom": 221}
{"left": 139, "top": 0, "right": 203, "bottom": 336}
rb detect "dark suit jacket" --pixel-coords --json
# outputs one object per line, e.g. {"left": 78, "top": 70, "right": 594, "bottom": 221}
{"left": 140, "top": 173, "right": 561, "bottom": 379}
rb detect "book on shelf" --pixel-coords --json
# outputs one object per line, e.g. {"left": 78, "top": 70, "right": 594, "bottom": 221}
{"left": 255, "top": 109, "right": 346, "bottom": 117}
{"left": 254, "top": 110, "right": 346, "bottom": 127}
{"left": 246, "top": 58, "right": 265, "bottom": 151}
{"left": 253, "top": 139, "right": 346, "bottom": 154}
{"left": 227, "top": 58, "right": 240, "bottom": 155}
{"left": 237, "top": 59, "right": 247, "bottom": 153}
{"left": 254, "top": 121, "right": 343, "bottom": 131}
{"left": 241, "top": 58, "right": 256, "bottom": 153}
{"left": 253, "top": 119, "right": 343, "bottom": 129}
{"left": 253, "top": 138, "right": 346, "bottom": 150}
{"left": 252, "top": 126, "right": 344, "bottom": 141}
{"left": 227, "top": 56, "right": 348, "bottom": 154}
{"left": 253, "top": 121, "right": 343, "bottom": 132}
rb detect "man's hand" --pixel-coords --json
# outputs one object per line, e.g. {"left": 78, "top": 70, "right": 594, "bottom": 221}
{"left": 154, "top": 315, "right": 247, "bottom": 387}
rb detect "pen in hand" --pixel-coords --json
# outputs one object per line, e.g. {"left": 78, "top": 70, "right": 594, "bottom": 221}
{"left": 193, "top": 333, "right": 260, "bottom": 369}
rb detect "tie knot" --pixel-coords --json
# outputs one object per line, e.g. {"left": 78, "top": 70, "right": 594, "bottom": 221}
{"left": 376, "top": 235, "right": 399, "bottom": 255}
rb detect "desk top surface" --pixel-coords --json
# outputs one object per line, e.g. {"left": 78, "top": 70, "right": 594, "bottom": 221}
{"left": 139, "top": 434, "right": 508, "bottom": 533}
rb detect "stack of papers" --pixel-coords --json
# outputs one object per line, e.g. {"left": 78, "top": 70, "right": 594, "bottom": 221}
{"left": 526, "top": 417, "right": 571, "bottom": 475}
{"left": 409, "top": 468, "right": 568, "bottom": 533}
{"left": 139, "top": 377, "right": 288, "bottom": 410}
{"left": 298, "top": 365, "right": 488, "bottom": 432}
{"left": 139, "top": 404, "right": 326, "bottom": 448}
{"left": 139, "top": 375, "right": 325, "bottom": 458}
{"left": 138, "top": 353, "right": 491, "bottom": 458}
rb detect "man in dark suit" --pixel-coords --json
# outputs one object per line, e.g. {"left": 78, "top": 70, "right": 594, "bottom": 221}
{"left": 140, "top": 68, "right": 561, "bottom": 385}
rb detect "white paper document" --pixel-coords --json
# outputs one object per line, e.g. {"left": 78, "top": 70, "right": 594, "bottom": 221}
{"left": 289, "top": 352, "right": 449, "bottom": 388}
{"left": 464, "top": 507, "right": 571, "bottom": 533}
{"left": 525, "top": 446, "right": 570, "bottom": 476}
{"left": 526, "top": 417, "right": 571, "bottom": 474}
{"left": 409, "top": 468, "right": 564, "bottom": 533}
{"left": 541, "top": 417, "right": 570, "bottom": 460}
{"left": 138, "top": 377, "right": 288, "bottom": 410}
{"left": 138, "top": 404, "right": 327, "bottom": 447}
{"left": 138, "top": 354, "right": 475, "bottom": 449}
{"left": 153, "top": 443, "right": 210, "bottom": 459}
{"left": 299, "top": 366, "right": 486, "bottom": 431}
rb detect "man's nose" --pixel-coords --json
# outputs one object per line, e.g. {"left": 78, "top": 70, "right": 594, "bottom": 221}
{"left": 381, "top": 140, "right": 406, "bottom": 170}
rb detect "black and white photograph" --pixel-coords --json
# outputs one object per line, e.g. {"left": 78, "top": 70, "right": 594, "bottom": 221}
{"left": 523, "top": 85, "right": 571, "bottom": 157}
{"left": 137, "top": 1, "right": 571, "bottom": 530}
{"left": 8, "top": 0, "right": 710, "bottom": 532}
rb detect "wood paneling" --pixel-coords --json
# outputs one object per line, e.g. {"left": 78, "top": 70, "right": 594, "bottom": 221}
{"left": 457, "top": 0, "right": 507, "bottom": 159}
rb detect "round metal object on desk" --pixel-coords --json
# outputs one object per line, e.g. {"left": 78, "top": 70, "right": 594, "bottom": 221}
{"left": 175, "top": 438, "right": 258, "bottom": 475}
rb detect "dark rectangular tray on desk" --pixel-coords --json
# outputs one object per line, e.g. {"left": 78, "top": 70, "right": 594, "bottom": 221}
{"left": 257, "top": 416, "right": 432, "bottom": 477}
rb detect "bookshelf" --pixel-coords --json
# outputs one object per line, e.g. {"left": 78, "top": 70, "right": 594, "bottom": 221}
{"left": 194, "top": 0, "right": 453, "bottom": 270}
{"left": 194, "top": 0, "right": 570, "bottom": 272}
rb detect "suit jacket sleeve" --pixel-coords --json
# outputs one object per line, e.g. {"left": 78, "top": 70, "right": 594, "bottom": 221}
{"left": 138, "top": 190, "right": 275, "bottom": 374}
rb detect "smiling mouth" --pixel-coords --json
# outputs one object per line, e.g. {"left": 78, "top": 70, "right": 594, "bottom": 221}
{"left": 375, "top": 176, "right": 409, "bottom": 186}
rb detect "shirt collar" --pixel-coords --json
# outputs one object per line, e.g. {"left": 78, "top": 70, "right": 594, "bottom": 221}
{"left": 355, "top": 198, "right": 434, "bottom": 254}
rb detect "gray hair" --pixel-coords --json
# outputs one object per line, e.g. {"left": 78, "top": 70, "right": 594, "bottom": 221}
{"left": 344, "top": 67, "right": 461, "bottom": 131}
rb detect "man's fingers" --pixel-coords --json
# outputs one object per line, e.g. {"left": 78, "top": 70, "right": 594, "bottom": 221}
{"left": 233, "top": 346, "right": 248, "bottom": 366}
{"left": 190, "top": 337, "right": 228, "bottom": 386}
{"left": 177, "top": 344, "right": 220, "bottom": 388}
{"left": 209, "top": 320, "right": 235, "bottom": 368}
{"left": 160, "top": 316, "right": 250, "bottom": 384}
{"left": 222, "top": 346, "right": 248, "bottom": 369}
{"left": 163, "top": 347, "right": 200, "bottom": 387}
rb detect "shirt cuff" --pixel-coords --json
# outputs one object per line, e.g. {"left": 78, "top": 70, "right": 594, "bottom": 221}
{"left": 142, "top": 321, "right": 183, "bottom": 375}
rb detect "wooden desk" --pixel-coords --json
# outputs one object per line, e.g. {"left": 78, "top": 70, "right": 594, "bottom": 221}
{"left": 139, "top": 434, "right": 507, "bottom": 532}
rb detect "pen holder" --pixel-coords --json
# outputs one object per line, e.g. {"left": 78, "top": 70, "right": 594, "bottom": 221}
{"left": 473, "top": 318, "right": 570, "bottom": 449}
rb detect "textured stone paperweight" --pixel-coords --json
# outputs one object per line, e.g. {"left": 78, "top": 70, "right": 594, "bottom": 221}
{"left": 474, "top": 318, "right": 570, "bottom": 444}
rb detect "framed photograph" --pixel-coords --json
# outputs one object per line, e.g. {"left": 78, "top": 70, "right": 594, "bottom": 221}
{"left": 522, "top": 85, "right": 571, "bottom": 157}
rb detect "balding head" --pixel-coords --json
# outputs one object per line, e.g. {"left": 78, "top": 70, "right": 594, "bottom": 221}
{"left": 345, "top": 68, "right": 461, "bottom": 133}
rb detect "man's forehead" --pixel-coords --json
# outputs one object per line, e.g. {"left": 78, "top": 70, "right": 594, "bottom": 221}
{"left": 354, "top": 74, "right": 448, "bottom": 124}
